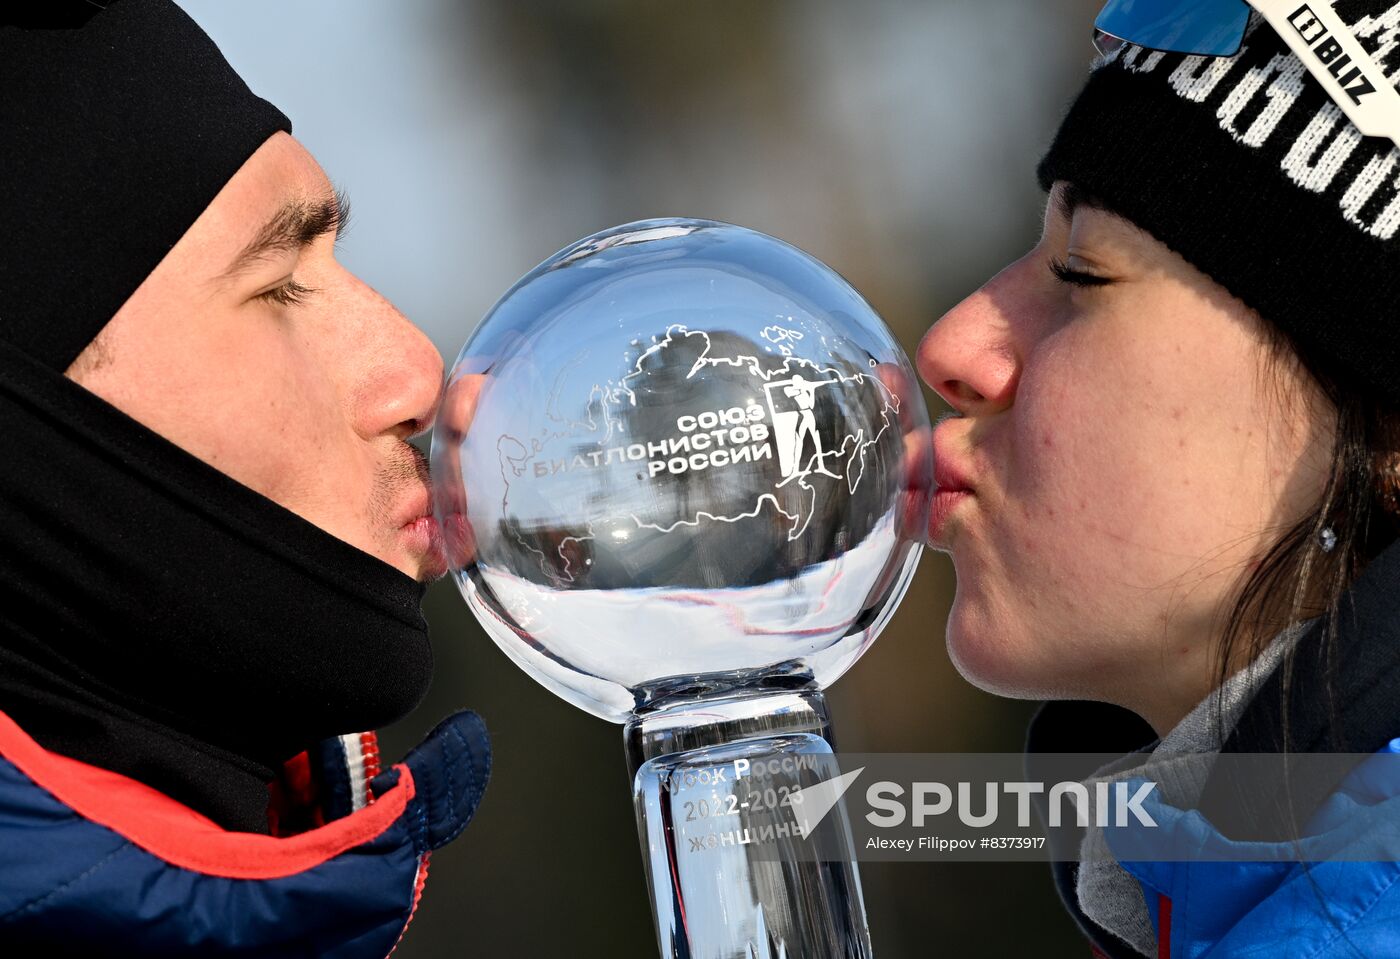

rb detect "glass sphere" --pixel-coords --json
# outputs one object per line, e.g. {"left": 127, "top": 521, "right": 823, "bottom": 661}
{"left": 432, "top": 218, "right": 931, "bottom": 722}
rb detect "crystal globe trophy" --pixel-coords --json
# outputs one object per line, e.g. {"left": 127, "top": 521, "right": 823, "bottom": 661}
{"left": 432, "top": 218, "right": 931, "bottom": 958}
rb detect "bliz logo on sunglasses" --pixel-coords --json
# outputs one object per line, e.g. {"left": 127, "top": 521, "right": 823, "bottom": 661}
{"left": 1286, "top": 3, "right": 1379, "bottom": 105}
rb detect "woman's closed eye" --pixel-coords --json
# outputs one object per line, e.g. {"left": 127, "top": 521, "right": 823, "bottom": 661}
{"left": 1047, "top": 255, "right": 1112, "bottom": 288}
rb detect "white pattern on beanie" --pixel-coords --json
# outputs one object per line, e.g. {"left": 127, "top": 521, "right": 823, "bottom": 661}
{"left": 1097, "top": 4, "right": 1400, "bottom": 239}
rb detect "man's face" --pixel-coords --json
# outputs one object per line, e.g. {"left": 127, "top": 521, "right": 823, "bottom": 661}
{"left": 67, "top": 132, "right": 447, "bottom": 581}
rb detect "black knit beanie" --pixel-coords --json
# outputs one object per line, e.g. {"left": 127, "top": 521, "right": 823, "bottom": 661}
{"left": 1037, "top": 0, "right": 1400, "bottom": 409}
{"left": 0, "top": 0, "right": 290, "bottom": 370}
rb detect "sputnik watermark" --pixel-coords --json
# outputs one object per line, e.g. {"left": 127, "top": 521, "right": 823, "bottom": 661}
{"left": 678, "top": 755, "right": 1156, "bottom": 859}
{"left": 862, "top": 779, "right": 1158, "bottom": 829}
{"left": 663, "top": 752, "right": 1400, "bottom": 863}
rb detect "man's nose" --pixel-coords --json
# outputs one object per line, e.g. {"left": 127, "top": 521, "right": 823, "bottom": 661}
{"left": 352, "top": 286, "right": 445, "bottom": 441}
{"left": 916, "top": 266, "right": 1023, "bottom": 417}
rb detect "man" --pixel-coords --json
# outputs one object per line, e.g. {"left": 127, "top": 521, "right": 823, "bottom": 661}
{"left": 0, "top": 2, "right": 488, "bottom": 954}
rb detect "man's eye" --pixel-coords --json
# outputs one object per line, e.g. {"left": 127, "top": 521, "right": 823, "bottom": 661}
{"left": 255, "top": 279, "right": 317, "bottom": 307}
{"left": 1047, "top": 256, "right": 1112, "bottom": 288}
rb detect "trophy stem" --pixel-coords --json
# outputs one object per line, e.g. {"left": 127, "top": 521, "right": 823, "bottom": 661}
{"left": 626, "top": 690, "right": 874, "bottom": 959}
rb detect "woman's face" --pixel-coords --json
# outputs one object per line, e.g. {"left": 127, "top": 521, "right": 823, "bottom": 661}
{"left": 916, "top": 180, "right": 1334, "bottom": 732}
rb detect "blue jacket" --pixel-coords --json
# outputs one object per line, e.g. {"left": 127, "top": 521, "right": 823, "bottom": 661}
{"left": 1106, "top": 740, "right": 1400, "bottom": 958}
{"left": 1029, "top": 537, "right": 1400, "bottom": 958}
{"left": 0, "top": 709, "right": 490, "bottom": 957}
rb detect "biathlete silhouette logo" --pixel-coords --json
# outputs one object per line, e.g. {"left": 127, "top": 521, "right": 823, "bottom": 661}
{"left": 763, "top": 373, "right": 840, "bottom": 484}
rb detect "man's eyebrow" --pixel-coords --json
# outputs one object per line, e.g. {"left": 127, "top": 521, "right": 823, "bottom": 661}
{"left": 1051, "top": 182, "right": 1113, "bottom": 225}
{"left": 221, "top": 189, "right": 351, "bottom": 281}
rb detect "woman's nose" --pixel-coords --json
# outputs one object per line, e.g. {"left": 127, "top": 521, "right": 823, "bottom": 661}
{"left": 916, "top": 271, "right": 1022, "bottom": 416}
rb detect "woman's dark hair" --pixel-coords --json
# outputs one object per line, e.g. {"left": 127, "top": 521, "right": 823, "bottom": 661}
{"left": 1214, "top": 320, "right": 1400, "bottom": 749}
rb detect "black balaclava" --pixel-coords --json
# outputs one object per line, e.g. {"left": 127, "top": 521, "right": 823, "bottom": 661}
{"left": 0, "top": 0, "right": 434, "bottom": 832}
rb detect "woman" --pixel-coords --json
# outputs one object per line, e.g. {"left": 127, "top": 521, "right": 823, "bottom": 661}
{"left": 915, "top": 2, "right": 1400, "bottom": 956}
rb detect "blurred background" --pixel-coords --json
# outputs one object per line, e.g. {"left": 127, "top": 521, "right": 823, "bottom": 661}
{"left": 182, "top": 1, "right": 1102, "bottom": 954}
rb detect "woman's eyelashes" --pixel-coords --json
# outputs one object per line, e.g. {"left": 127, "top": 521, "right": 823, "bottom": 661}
{"left": 1047, "top": 255, "right": 1112, "bottom": 288}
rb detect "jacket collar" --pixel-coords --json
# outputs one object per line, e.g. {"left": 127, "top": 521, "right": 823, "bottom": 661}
{"left": 0, "top": 707, "right": 489, "bottom": 955}
{"left": 1025, "top": 534, "right": 1400, "bottom": 954}
{"left": 1198, "top": 534, "right": 1400, "bottom": 839}
{"left": 1223, "top": 533, "right": 1400, "bottom": 755}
